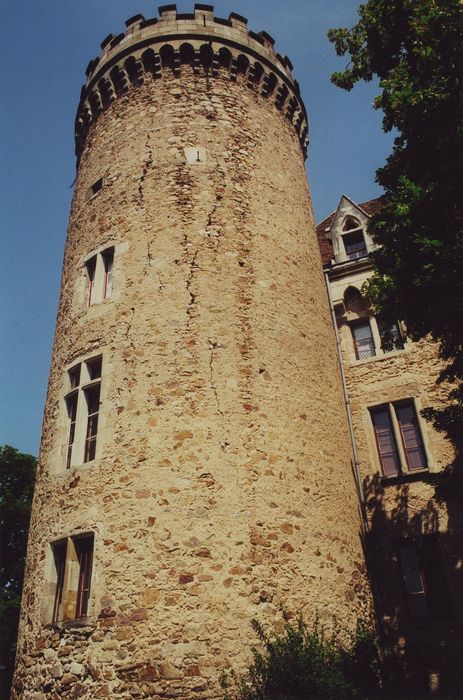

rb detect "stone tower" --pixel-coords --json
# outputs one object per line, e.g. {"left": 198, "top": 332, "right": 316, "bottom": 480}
{"left": 13, "top": 6, "right": 372, "bottom": 698}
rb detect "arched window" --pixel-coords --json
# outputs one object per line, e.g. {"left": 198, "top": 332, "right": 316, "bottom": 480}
{"left": 343, "top": 285, "right": 365, "bottom": 313}
{"left": 341, "top": 216, "right": 367, "bottom": 260}
{"left": 342, "top": 216, "right": 360, "bottom": 231}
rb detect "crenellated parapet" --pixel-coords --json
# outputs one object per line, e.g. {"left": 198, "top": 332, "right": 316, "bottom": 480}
{"left": 75, "top": 3, "right": 309, "bottom": 160}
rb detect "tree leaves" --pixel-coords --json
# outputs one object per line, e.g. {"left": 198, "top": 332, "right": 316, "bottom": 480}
{"left": 0, "top": 445, "right": 36, "bottom": 689}
{"left": 328, "top": 0, "right": 463, "bottom": 479}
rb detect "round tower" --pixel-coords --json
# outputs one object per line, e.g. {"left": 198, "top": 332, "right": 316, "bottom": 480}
{"left": 13, "top": 6, "right": 372, "bottom": 698}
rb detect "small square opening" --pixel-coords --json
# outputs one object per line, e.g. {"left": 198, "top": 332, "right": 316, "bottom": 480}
{"left": 89, "top": 178, "right": 104, "bottom": 197}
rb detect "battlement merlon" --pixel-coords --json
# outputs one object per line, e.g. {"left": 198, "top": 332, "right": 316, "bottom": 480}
{"left": 75, "top": 4, "right": 309, "bottom": 160}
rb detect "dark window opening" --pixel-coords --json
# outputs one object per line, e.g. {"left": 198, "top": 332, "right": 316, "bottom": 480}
{"left": 68, "top": 365, "right": 81, "bottom": 390}
{"left": 86, "top": 355, "right": 102, "bottom": 381}
{"left": 343, "top": 230, "right": 367, "bottom": 260}
{"left": 379, "top": 320, "right": 404, "bottom": 352}
{"left": 399, "top": 544, "right": 428, "bottom": 619}
{"left": 75, "top": 535, "right": 94, "bottom": 618}
{"left": 50, "top": 535, "right": 94, "bottom": 623}
{"left": 398, "top": 536, "right": 451, "bottom": 621}
{"left": 90, "top": 178, "right": 103, "bottom": 196}
{"left": 66, "top": 393, "right": 78, "bottom": 470}
{"left": 102, "top": 248, "right": 114, "bottom": 300}
{"left": 51, "top": 540, "right": 67, "bottom": 623}
{"left": 84, "top": 385, "right": 100, "bottom": 463}
{"left": 85, "top": 256, "right": 96, "bottom": 306}
{"left": 342, "top": 216, "right": 360, "bottom": 232}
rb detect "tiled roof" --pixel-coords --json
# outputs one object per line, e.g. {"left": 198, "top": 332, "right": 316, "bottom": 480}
{"left": 316, "top": 196, "right": 383, "bottom": 265}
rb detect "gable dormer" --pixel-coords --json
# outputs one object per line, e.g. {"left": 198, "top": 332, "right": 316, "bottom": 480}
{"left": 318, "top": 195, "right": 380, "bottom": 266}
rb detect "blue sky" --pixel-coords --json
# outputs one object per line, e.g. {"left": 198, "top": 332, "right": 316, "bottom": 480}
{"left": 0, "top": 1, "right": 393, "bottom": 456}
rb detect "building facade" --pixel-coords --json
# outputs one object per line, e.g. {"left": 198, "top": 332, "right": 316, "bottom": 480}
{"left": 12, "top": 8, "right": 374, "bottom": 700}
{"left": 317, "top": 195, "right": 463, "bottom": 696}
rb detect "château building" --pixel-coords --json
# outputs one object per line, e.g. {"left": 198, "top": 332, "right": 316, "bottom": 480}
{"left": 317, "top": 195, "right": 463, "bottom": 696}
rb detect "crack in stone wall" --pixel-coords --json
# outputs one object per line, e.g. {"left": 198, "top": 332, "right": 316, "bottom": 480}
{"left": 185, "top": 247, "right": 198, "bottom": 332}
{"left": 137, "top": 134, "right": 153, "bottom": 206}
{"left": 143, "top": 240, "right": 164, "bottom": 293}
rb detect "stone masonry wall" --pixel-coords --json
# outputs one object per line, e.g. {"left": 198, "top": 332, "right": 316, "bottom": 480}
{"left": 333, "top": 269, "right": 463, "bottom": 690}
{"left": 13, "top": 57, "right": 372, "bottom": 699}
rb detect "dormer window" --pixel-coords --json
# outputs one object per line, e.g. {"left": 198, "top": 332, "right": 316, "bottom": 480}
{"left": 342, "top": 217, "right": 367, "bottom": 260}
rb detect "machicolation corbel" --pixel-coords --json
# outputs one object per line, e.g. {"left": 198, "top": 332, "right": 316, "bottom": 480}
{"left": 74, "top": 5, "right": 309, "bottom": 161}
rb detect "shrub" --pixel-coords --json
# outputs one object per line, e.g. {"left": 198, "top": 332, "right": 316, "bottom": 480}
{"left": 220, "top": 616, "right": 380, "bottom": 700}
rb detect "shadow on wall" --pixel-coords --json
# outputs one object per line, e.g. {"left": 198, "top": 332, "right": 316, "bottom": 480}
{"left": 363, "top": 472, "right": 463, "bottom": 698}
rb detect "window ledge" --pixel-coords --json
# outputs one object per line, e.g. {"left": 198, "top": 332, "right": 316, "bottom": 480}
{"left": 44, "top": 616, "right": 97, "bottom": 631}
{"left": 350, "top": 348, "right": 408, "bottom": 366}
{"left": 381, "top": 469, "right": 430, "bottom": 486}
{"left": 52, "top": 460, "right": 98, "bottom": 478}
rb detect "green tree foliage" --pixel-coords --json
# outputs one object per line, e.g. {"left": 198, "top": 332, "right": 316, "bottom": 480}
{"left": 0, "top": 445, "right": 36, "bottom": 695}
{"left": 328, "top": 0, "right": 463, "bottom": 484}
{"left": 220, "top": 617, "right": 380, "bottom": 700}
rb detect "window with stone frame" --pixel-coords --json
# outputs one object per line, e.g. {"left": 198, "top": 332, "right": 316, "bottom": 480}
{"left": 351, "top": 319, "right": 376, "bottom": 359}
{"left": 65, "top": 355, "right": 102, "bottom": 468}
{"left": 341, "top": 216, "right": 367, "bottom": 260}
{"left": 378, "top": 318, "right": 404, "bottom": 352}
{"left": 349, "top": 316, "right": 405, "bottom": 361}
{"left": 87, "top": 177, "right": 104, "bottom": 199}
{"left": 370, "top": 400, "right": 428, "bottom": 477}
{"left": 48, "top": 533, "right": 94, "bottom": 624}
{"left": 398, "top": 535, "right": 451, "bottom": 621}
{"left": 85, "top": 246, "right": 114, "bottom": 306}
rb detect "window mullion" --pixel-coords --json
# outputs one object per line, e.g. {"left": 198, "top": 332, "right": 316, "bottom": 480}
{"left": 93, "top": 253, "right": 105, "bottom": 303}
{"left": 390, "top": 403, "right": 407, "bottom": 473}
{"left": 73, "top": 387, "right": 87, "bottom": 466}
{"left": 370, "top": 316, "right": 383, "bottom": 356}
